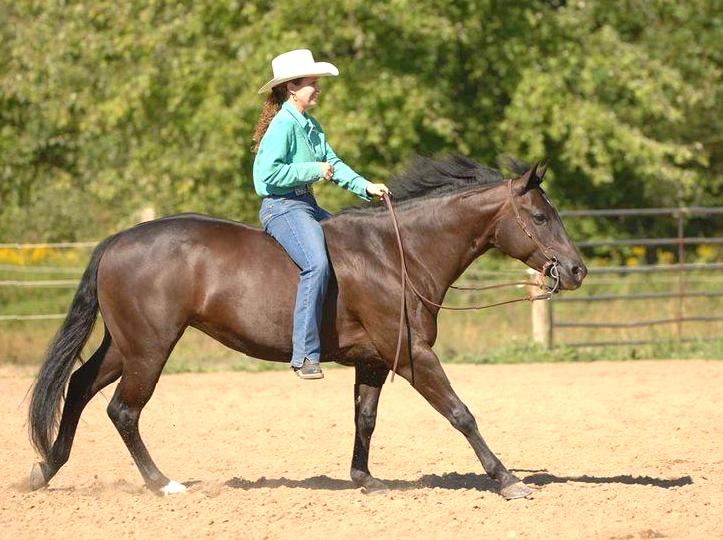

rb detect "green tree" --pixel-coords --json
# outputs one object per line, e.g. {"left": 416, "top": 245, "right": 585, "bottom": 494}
{"left": 0, "top": 0, "right": 719, "bottom": 245}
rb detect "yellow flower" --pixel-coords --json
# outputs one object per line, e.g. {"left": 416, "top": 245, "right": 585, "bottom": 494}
{"left": 631, "top": 245, "right": 646, "bottom": 258}
{"left": 0, "top": 249, "right": 22, "bottom": 265}
{"left": 656, "top": 249, "right": 675, "bottom": 265}
{"left": 30, "top": 247, "right": 48, "bottom": 264}
{"left": 695, "top": 244, "right": 717, "bottom": 263}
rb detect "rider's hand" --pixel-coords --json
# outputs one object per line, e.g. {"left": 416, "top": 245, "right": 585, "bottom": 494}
{"left": 319, "top": 162, "right": 334, "bottom": 181}
{"left": 366, "top": 182, "right": 391, "bottom": 198}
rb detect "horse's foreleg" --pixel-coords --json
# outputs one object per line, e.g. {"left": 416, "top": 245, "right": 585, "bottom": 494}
{"left": 350, "top": 363, "right": 389, "bottom": 493}
{"left": 400, "top": 345, "right": 532, "bottom": 499}
{"left": 30, "top": 334, "right": 122, "bottom": 490}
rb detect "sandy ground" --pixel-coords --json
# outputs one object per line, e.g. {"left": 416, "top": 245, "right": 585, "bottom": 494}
{"left": 1, "top": 360, "right": 722, "bottom": 540}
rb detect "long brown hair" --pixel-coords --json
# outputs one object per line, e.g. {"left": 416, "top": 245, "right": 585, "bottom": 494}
{"left": 252, "top": 79, "right": 301, "bottom": 152}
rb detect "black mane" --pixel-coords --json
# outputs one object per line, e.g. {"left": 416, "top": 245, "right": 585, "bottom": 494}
{"left": 390, "top": 154, "right": 504, "bottom": 201}
{"left": 338, "top": 154, "right": 506, "bottom": 216}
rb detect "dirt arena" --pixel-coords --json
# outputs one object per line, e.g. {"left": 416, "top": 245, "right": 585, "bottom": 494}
{"left": 2, "top": 360, "right": 721, "bottom": 539}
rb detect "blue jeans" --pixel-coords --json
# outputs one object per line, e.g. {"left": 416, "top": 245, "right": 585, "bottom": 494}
{"left": 259, "top": 192, "right": 332, "bottom": 368}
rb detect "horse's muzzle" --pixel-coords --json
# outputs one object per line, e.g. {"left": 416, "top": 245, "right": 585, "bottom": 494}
{"left": 554, "top": 259, "right": 587, "bottom": 290}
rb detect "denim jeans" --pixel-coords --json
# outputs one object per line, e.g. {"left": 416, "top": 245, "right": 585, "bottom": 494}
{"left": 259, "top": 192, "right": 332, "bottom": 368}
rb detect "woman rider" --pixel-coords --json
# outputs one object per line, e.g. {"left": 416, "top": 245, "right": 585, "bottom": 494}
{"left": 252, "top": 49, "right": 390, "bottom": 380}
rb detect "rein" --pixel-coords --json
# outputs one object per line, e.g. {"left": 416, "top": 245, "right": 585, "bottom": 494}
{"left": 381, "top": 180, "right": 560, "bottom": 382}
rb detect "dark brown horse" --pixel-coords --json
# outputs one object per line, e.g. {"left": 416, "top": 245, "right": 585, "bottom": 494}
{"left": 28, "top": 156, "right": 586, "bottom": 499}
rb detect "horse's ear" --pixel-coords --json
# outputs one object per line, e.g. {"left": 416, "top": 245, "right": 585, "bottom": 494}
{"left": 513, "top": 167, "right": 532, "bottom": 195}
{"left": 515, "top": 164, "right": 540, "bottom": 195}
{"left": 536, "top": 159, "right": 548, "bottom": 181}
{"left": 525, "top": 160, "right": 547, "bottom": 190}
{"left": 512, "top": 159, "right": 547, "bottom": 194}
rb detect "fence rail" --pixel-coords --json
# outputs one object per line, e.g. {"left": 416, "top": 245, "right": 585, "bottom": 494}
{"left": 577, "top": 237, "right": 723, "bottom": 248}
{"left": 562, "top": 337, "right": 721, "bottom": 348}
{"left": 588, "top": 262, "right": 723, "bottom": 274}
{"left": 0, "top": 264, "right": 84, "bottom": 273}
{"left": 554, "top": 290, "right": 723, "bottom": 302}
{"left": 0, "top": 280, "right": 80, "bottom": 288}
{"left": 0, "top": 314, "right": 66, "bottom": 321}
{"left": 555, "top": 316, "right": 723, "bottom": 329}
{"left": 559, "top": 207, "right": 723, "bottom": 217}
{"left": 0, "top": 241, "right": 97, "bottom": 249}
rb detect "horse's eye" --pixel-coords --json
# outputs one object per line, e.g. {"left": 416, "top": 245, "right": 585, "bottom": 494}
{"left": 532, "top": 212, "right": 547, "bottom": 224}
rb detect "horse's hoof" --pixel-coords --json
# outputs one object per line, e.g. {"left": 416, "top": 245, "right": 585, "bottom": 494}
{"left": 160, "top": 480, "right": 187, "bottom": 496}
{"left": 361, "top": 478, "right": 389, "bottom": 495}
{"left": 500, "top": 481, "right": 532, "bottom": 500}
{"left": 351, "top": 469, "right": 389, "bottom": 494}
{"left": 29, "top": 462, "right": 48, "bottom": 491}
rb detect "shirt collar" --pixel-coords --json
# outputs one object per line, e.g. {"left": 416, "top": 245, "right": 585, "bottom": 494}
{"left": 282, "top": 101, "right": 313, "bottom": 132}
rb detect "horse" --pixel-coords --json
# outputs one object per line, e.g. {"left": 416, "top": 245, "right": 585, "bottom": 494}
{"left": 28, "top": 155, "right": 586, "bottom": 499}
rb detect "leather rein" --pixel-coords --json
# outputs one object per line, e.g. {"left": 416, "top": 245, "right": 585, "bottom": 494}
{"left": 381, "top": 179, "right": 560, "bottom": 381}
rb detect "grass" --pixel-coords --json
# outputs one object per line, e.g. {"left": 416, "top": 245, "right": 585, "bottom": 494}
{"left": 445, "top": 337, "right": 723, "bottom": 365}
{"left": 2, "top": 253, "right": 721, "bottom": 372}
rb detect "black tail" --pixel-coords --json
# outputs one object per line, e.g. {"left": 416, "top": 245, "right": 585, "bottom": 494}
{"left": 28, "top": 234, "right": 118, "bottom": 463}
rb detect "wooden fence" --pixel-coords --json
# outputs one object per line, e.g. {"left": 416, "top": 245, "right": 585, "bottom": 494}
{"left": 529, "top": 206, "right": 723, "bottom": 348}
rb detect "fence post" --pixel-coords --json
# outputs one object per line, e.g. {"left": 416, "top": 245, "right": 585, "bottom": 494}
{"left": 676, "top": 208, "right": 685, "bottom": 341}
{"left": 528, "top": 269, "right": 553, "bottom": 348}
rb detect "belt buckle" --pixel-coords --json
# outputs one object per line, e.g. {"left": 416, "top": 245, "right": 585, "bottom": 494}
{"left": 294, "top": 184, "right": 312, "bottom": 196}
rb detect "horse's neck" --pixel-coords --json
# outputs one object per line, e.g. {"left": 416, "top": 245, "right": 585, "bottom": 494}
{"left": 392, "top": 185, "right": 506, "bottom": 302}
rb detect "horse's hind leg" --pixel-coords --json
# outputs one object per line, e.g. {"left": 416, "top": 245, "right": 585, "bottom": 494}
{"left": 400, "top": 344, "right": 532, "bottom": 500}
{"left": 30, "top": 331, "right": 123, "bottom": 489}
{"left": 105, "top": 346, "right": 185, "bottom": 496}
{"left": 350, "top": 363, "right": 389, "bottom": 493}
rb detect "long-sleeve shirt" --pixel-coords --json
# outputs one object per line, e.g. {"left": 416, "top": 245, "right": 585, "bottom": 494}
{"left": 253, "top": 101, "right": 371, "bottom": 201}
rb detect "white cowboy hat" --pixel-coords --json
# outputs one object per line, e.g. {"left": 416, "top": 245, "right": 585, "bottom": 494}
{"left": 257, "top": 49, "right": 339, "bottom": 95}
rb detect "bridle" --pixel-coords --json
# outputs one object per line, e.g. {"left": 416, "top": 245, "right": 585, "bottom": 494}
{"left": 505, "top": 179, "right": 560, "bottom": 284}
{"left": 381, "top": 179, "right": 561, "bottom": 381}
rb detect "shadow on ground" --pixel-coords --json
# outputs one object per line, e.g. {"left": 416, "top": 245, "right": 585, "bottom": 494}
{"left": 223, "top": 471, "right": 692, "bottom": 492}
{"left": 522, "top": 472, "right": 693, "bottom": 489}
{"left": 225, "top": 473, "right": 498, "bottom": 492}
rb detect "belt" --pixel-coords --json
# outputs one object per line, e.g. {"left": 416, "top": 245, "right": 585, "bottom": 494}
{"left": 292, "top": 184, "right": 314, "bottom": 196}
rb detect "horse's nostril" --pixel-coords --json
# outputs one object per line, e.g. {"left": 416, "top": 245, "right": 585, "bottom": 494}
{"left": 570, "top": 264, "right": 588, "bottom": 283}
{"left": 571, "top": 265, "right": 584, "bottom": 281}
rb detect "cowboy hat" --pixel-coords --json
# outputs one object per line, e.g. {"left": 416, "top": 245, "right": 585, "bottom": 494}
{"left": 257, "top": 49, "right": 339, "bottom": 95}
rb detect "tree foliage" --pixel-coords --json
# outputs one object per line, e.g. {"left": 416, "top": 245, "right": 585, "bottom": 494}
{"left": 0, "top": 0, "right": 719, "bottom": 241}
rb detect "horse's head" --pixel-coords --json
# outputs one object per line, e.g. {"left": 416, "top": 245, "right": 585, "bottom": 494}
{"left": 493, "top": 163, "right": 587, "bottom": 291}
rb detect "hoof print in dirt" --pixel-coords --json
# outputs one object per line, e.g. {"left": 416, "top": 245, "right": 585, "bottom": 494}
{"left": 361, "top": 480, "right": 390, "bottom": 495}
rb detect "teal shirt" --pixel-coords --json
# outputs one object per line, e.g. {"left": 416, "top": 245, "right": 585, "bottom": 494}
{"left": 253, "top": 101, "right": 371, "bottom": 201}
